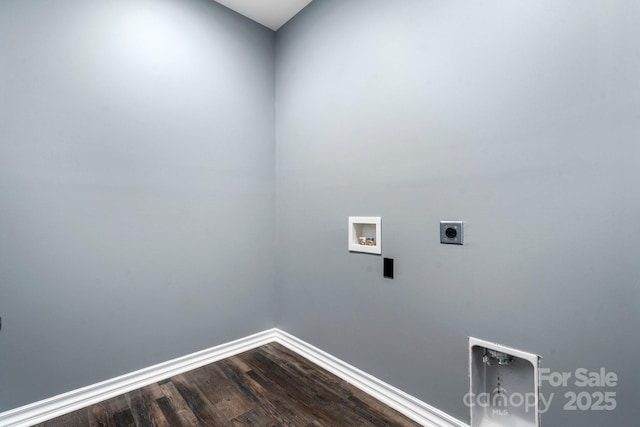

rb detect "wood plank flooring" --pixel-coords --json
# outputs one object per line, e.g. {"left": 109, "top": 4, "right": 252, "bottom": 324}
{"left": 34, "top": 343, "right": 420, "bottom": 426}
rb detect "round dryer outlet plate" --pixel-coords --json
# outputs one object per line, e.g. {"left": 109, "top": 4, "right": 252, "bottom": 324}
{"left": 440, "top": 221, "right": 463, "bottom": 245}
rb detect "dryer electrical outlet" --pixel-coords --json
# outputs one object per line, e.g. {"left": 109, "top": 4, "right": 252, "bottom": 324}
{"left": 440, "top": 221, "right": 463, "bottom": 245}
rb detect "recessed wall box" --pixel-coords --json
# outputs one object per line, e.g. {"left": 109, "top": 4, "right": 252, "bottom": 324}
{"left": 348, "top": 216, "right": 381, "bottom": 254}
{"left": 469, "top": 337, "right": 542, "bottom": 427}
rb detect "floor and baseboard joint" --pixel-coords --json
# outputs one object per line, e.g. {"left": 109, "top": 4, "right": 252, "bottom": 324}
{"left": 0, "top": 328, "right": 467, "bottom": 427}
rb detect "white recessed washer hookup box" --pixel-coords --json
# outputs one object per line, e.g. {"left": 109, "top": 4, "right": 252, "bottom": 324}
{"left": 469, "top": 337, "right": 542, "bottom": 427}
{"left": 348, "top": 216, "right": 381, "bottom": 254}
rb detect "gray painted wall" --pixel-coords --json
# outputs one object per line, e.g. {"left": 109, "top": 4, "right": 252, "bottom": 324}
{"left": 275, "top": 1, "right": 640, "bottom": 425}
{"left": 2, "top": 0, "right": 639, "bottom": 424}
{"left": 0, "top": 0, "right": 275, "bottom": 411}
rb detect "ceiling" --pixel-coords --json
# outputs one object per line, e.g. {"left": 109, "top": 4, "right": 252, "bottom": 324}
{"left": 213, "top": 0, "right": 312, "bottom": 31}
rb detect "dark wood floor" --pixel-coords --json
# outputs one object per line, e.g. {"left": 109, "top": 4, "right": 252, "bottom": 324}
{"left": 34, "top": 342, "right": 420, "bottom": 426}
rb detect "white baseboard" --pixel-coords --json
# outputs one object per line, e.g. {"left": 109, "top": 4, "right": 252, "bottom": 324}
{"left": 273, "top": 330, "right": 468, "bottom": 427}
{"left": 0, "top": 328, "right": 468, "bottom": 427}
{"left": 0, "top": 329, "right": 279, "bottom": 427}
